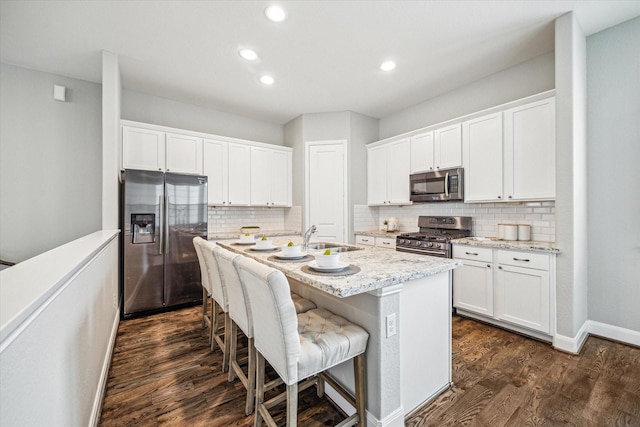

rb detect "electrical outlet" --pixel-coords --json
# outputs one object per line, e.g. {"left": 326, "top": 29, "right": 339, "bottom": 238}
{"left": 386, "top": 313, "right": 397, "bottom": 338}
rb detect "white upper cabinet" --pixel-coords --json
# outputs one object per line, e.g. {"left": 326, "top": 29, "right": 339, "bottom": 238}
{"left": 122, "top": 125, "right": 202, "bottom": 175}
{"left": 410, "top": 126, "right": 461, "bottom": 173}
{"left": 463, "top": 97, "right": 556, "bottom": 203}
{"left": 165, "top": 133, "right": 203, "bottom": 175}
{"left": 227, "top": 143, "right": 251, "bottom": 206}
{"left": 463, "top": 112, "right": 504, "bottom": 202}
{"left": 410, "top": 131, "right": 434, "bottom": 173}
{"left": 250, "top": 147, "right": 292, "bottom": 207}
{"left": 367, "top": 138, "right": 411, "bottom": 206}
{"left": 434, "top": 123, "right": 462, "bottom": 170}
{"left": 122, "top": 126, "right": 165, "bottom": 171}
{"left": 504, "top": 98, "right": 556, "bottom": 201}
{"left": 203, "top": 139, "right": 228, "bottom": 205}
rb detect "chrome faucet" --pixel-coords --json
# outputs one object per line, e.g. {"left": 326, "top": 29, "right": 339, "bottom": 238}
{"left": 303, "top": 225, "right": 317, "bottom": 249}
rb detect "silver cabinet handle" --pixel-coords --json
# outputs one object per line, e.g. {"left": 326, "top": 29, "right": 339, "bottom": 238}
{"left": 382, "top": 241, "right": 390, "bottom": 245}
{"left": 465, "top": 251, "right": 479, "bottom": 256}
{"left": 513, "top": 257, "right": 530, "bottom": 262}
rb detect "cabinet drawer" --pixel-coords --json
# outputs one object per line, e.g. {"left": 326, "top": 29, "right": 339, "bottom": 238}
{"left": 355, "top": 235, "right": 375, "bottom": 246}
{"left": 376, "top": 237, "right": 396, "bottom": 249}
{"left": 453, "top": 245, "right": 493, "bottom": 262}
{"left": 497, "top": 250, "right": 549, "bottom": 271}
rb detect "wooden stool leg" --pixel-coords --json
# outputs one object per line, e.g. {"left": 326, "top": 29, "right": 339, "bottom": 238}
{"left": 202, "top": 288, "right": 207, "bottom": 329}
{"left": 245, "top": 337, "right": 256, "bottom": 416}
{"left": 354, "top": 354, "right": 366, "bottom": 425}
{"left": 316, "top": 374, "right": 324, "bottom": 397}
{"left": 286, "top": 383, "right": 298, "bottom": 427}
{"left": 254, "top": 352, "right": 265, "bottom": 427}
{"left": 222, "top": 313, "right": 231, "bottom": 373}
{"left": 210, "top": 300, "right": 219, "bottom": 352}
{"left": 228, "top": 321, "right": 238, "bottom": 382}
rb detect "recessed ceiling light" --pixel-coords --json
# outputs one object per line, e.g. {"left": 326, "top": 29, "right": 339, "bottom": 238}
{"left": 380, "top": 61, "right": 397, "bottom": 71}
{"left": 260, "top": 75, "right": 275, "bottom": 85}
{"left": 238, "top": 48, "right": 258, "bottom": 61}
{"left": 265, "top": 5, "right": 287, "bottom": 22}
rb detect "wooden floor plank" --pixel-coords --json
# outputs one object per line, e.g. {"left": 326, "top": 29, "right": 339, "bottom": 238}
{"left": 99, "top": 308, "right": 640, "bottom": 426}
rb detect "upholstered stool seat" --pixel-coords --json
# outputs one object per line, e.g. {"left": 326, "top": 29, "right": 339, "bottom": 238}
{"left": 213, "top": 246, "right": 317, "bottom": 416}
{"left": 236, "top": 256, "right": 368, "bottom": 426}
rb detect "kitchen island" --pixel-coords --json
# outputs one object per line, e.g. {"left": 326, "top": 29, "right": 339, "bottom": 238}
{"left": 216, "top": 237, "right": 461, "bottom": 426}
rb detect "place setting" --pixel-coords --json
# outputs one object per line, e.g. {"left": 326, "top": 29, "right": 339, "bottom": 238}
{"left": 301, "top": 248, "right": 360, "bottom": 276}
{"left": 267, "top": 242, "right": 313, "bottom": 262}
{"left": 246, "top": 236, "right": 280, "bottom": 252}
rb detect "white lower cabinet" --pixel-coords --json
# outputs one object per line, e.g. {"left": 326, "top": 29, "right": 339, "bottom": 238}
{"left": 355, "top": 235, "right": 396, "bottom": 249}
{"left": 453, "top": 245, "right": 553, "bottom": 337}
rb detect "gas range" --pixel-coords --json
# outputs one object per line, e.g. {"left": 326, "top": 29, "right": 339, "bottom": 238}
{"left": 396, "top": 216, "right": 472, "bottom": 258}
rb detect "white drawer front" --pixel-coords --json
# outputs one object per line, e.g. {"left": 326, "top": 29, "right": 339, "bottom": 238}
{"left": 376, "top": 237, "right": 397, "bottom": 249}
{"left": 497, "top": 250, "right": 549, "bottom": 271}
{"left": 355, "top": 235, "right": 375, "bottom": 246}
{"left": 453, "top": 245, "right": 493, "bottom": 262}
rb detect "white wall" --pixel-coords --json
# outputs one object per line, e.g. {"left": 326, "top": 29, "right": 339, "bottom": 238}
{"left": 379, "top": 52, "right": 555, "bottom": 139}
{"left": 586, "top": 17, "right": 640, "bottom": 332}
{"left": 102, "top": 51, "right": 120, "bottom": 230}
{"left": 121, "top": 89, "right": 284, "bottom": 146}
{"left": 0, "top": 63, "right": 102, "bottom": 263}
{"left": 554, "top": 12, "right": 589, "bottom": 339}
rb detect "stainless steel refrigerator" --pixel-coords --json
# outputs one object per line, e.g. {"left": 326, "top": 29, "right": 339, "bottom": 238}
{"left": 121, "top": 169, "right": 207, "bottom": 318}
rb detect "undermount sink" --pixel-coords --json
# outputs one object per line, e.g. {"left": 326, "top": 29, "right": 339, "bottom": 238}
{"left": 306, "top": 242, "right": 363, "bottom": 252}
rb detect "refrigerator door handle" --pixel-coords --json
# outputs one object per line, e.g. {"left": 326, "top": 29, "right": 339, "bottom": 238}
{"left": 165, "top": 195, "right": 170, "bottom": 254}
{"left": 159, "top": 195, "right": 164, "bottom": 255}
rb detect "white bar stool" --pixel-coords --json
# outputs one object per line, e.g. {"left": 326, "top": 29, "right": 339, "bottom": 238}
{"left": 236, "top": 256, "right": 369, "bottom": 427}
{"left": 193, "top": 237, "right": 213, "bottom": 341}
{"left": 213, "top": 246, "right": 317, "bottom": 416}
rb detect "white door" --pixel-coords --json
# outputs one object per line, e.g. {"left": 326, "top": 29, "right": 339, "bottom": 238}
{"left": 307, "top": 141, "right": 347, "bottom": 243}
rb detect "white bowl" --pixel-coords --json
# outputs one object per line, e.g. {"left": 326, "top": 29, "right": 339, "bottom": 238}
{"left": 315, "top": 252, "right": 340, "bottom": 268}
{"left": 281, "top": 244, "right": 302, "bottom": 256}
{"left": 239, "top": 234, "right": 255, "bottom": 243}
{"left": 255, "top": 239, "right": 272, "bottom": 249}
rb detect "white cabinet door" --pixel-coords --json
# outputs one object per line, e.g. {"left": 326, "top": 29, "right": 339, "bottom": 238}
{"left": 387, "top": 138, "right": 411, "bottom": 204}
{"left": 453, "top": 259, "right": 494, "bottom": 316}
{"left": 203, "top": 139, "right": 228, "bottom": 205}
{"left": 227, "top": 143, "right": 251, "bottom": 206}
{"left": 122, "top": 126, "right": 165, "bottom": 171}
{"left": 495, "top": 263, "right": 550, "bottom": 333}
{"left": 367, "top": 144, "right": 388, "bottom": 205}
{"left": 410, "top": 131, "right": 434, "bottom": 173}
{"left": 504, "top": 98, "right": 556, "bottom": 201}
{"left": 250, "top": 147, "right": 291, "bottom": 206}
{"left": 165, "top": 133, "right": 203, "bottom": 175}
{"left": 435, "top": 123, "right": 462, "bottom": 170}
{"left": 270, "top": 150, "right": 291, "bottom": 206}
{"left": 250, "top": 146, "right": 272, "bottom": 206}
{"left": 463, "top": 113, "right": 504, "bottom": 202}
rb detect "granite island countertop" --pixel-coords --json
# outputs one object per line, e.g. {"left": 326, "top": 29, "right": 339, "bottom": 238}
{"left": 452, "top": 237, "right": 560, "bottom": 254}
{"left": 215, "top": 236, "right": 460, "bottom": 298}
{"left": 208, "top": 229, "right": 300, "bottom": 240}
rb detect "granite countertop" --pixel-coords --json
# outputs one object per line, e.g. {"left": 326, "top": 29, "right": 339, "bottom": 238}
{"left": 452, "top": 237, "right": 560, "bottom": 254}
{"left": 354, "top": 230, "right": 405, "bottom": 238}
{"left": 216, "top": 236, "right": 460, "bottom": 298}
{"left": 209, "top": 229, "right": 300, "bottom": 240}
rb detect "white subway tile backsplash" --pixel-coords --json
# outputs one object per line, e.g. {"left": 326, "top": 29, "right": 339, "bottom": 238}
{"left": 353, "top": 201, "right": 556, "bottom": 242}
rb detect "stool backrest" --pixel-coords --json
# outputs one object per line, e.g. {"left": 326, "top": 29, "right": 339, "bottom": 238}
{"left": 193, "top": 237, "right": 211, "bottom": 294}
{"left": 236, "top": 257, "right": 300, "bottom": 384}
{"left": 213, "top": 246, "right": 252, "bottom": 337}
{"left": 201, "top": 240, "right": 227, "bottom": 311}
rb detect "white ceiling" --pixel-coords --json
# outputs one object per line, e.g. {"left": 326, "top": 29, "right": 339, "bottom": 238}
{"left": 1, "top": 1, "right": 639, "bottom": 124}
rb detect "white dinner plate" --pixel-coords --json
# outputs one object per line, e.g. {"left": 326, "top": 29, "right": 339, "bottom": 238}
{"left": 307, "top": 261, "right": 349, "bottom": 272}
{"left": 250, "top": 245, "right": 278, "bottom": 251}
{"left": 275, "top": 253, "right": 307, "bottom": 260}
{"left": 234, "top": 240, "right": 256, "bottom": 245}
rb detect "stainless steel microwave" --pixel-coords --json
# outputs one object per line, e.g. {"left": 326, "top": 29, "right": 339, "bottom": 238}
{"left": 410, "top": 167, "right": 464, "bottom": 202}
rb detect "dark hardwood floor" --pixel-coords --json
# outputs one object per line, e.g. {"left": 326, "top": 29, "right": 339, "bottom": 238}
{"left": 100, "top": 306, "right": 640, "bottom": 426}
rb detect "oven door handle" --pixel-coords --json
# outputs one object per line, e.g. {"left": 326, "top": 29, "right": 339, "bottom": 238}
{"left": 396, "top": 246, "right": 448, "bottom": 257}
{"left": 445, "top": 172, "right": 449, "bottom": 197}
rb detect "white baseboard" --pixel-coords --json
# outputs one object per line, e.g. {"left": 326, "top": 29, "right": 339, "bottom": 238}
{"left": 89, "top": 309, "right": 120, "bottom": 427}
{"left": 324, "top": 383, "right": 405, "bottom": 427}
{"left": 588, "top": 320, "right": 640, "bottom": 347}
{"left": 554, "top": 320, "right": 639, "bottom": 354}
